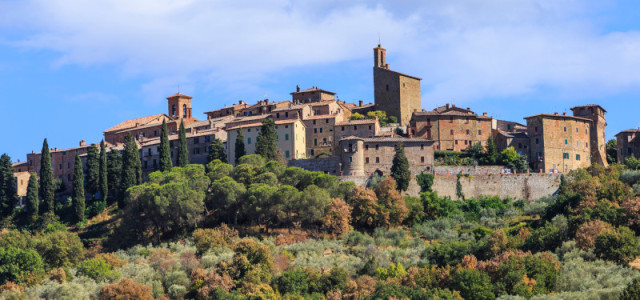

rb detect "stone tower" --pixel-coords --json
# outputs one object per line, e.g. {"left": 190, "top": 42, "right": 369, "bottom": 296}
{"left": 167, "top": 93, "right": 193, "bottom": 121}
{"left": 373, "top": 44, "right": 422, "bottom": 126}
{"left": 571, "top": 105, "right": 608, "bottom": 167}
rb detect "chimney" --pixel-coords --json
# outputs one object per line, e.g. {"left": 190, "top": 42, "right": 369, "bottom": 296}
{"left": 265, "top": 99, "right": 269, "bottom": 105}
{"left": 467, "top": 107, "right": 470, "bottom": 111}
{"left": 483, "top": 112, "right": 487, "bottom": 117}
{"left": 359, "top": 100, "right": 363, "bottom": 107}
{"left": 446, "top": 104, "right": 450, "bottom": 109}
{"left": 562, "top": 112, "right": 567, "bottom": 116}
{"left": 80, "top": 140, "right": 86, "bottom": 147}
{"left": 296, "top": 85, "right": 300, "bottom": 92}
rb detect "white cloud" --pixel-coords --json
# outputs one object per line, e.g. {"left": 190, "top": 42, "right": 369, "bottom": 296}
{"left": 2, "top": 0, "right": 640, "bottom": 105}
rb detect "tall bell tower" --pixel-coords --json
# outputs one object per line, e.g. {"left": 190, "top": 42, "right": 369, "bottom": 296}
{"left": 167, "top": 93, "right": 193, "bottom": 121}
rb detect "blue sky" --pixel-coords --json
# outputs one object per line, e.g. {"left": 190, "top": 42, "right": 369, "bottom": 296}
{"left": 2, "top": 0, "right": 640, "bottom": 161}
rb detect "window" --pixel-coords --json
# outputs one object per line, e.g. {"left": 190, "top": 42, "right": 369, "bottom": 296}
{"left": 248, "top": 137, "right": 251, "bottom": 144}
{"left": 576, "top": 154, "right": 581, "bottom": 161}
{"left": 576, "top": 128, "right": 579, "bottom": 133}
{"left": 577, "top": 141, "right": 579, "bottom": 147}
{"left": 565, "top": 139, "right": 568, "bottom": 145}
{"left": 464, "top": 140, "right": 468, "bottom": 145}
{"left": 455, "top": 140, "right": 458, "bottom": 145}
{"left": 285, "top": 125, "right": 289, "bottom": 128}
{"left": 285, "top": 150, "right": 290, "bottom": 158}
{"left": 478, "top": 130, "right": 482, "bottom": 135}
{"left": 365, "top": 145, "right": 369, "bottom": 150}
{"left": 386, "top": 84, "right": 389, "bottom": 91}
{"left": 420, "top": 144, "right": 424, "bottom": 150}
{"left": 466, "top": 129, "right": 470, "bottom": 135}
{"left": 285, "top": 112, "right": 289, "bottom": 118}
{"left": 535, "top": 126, "right": 538, "bottom": 133}
{"left": 450, "top": 129, "right": 454, "bottom": 135}
{"left": 354, "top": 126, "right": 357, "bottom": 130}
{"left": 285, "top": 134, "right": 289, "bottom": 140}
{"left": 194, "top": 137, "right": 199, "bottom": 144}
{"left": 342, "top": 126, "right": 345, "bottom": 131}
{"left": 248, "top": 128, "right": 251, "bottom": 132}
{"left": 564, "top": 127, "right": 567, "bottom": 132}
{"left": 276, "top": 113, "right": 280, "bottom": 118}
{"left": 154, "top": 130, "right": 158, "bottom": 137}
{"left": 449, "top": 117, "right": 453, "bottom": 123}
{"left": 314, "top": 128, "right": 317, "bottom": 133}
{"left": 59, "top": 164, "right": 62, "bottom": 170}
{"left": 536, "top": 138, "right": 539, "bottom": 144}
{"left": 172, "top": 104, "right": 176, "bottom": 116}
{"left": 67, "top": 162, "right": 71, "bottom": 169}
{"left": 369, "top": 125, "right": 372, "bottom": 130}
{"left": 349, "top": 157, "right": 352, "bottom": 162}
{"left": 507, "top": 124, "right": 512, "bottom": 130}
{"left": 326, "top": 119, "right": 329, "bottom": 123}
{"left": 319, "top": 128, "right": 323, "bottom": 133}
{"left": 366, "top": 157, "right": 370, "bottom": 164}
{"left": 375, "top": 144, "right": 379, "bottom": 150}
{"left": 518, "top": 143, "right": 522, "bottom": 148}
{"left": 563, "top": 153, "right": 569, "bottom": 159}
{"left": 144, "top": 161, "right": 148, "bottom": 169}
{"left": 376, "top": 157, "right": 380, "bottom": 163}
{"left": 312, "top": 120, "right": 316, "bottom": 125}
{"left": 311, "top": 149, "right": 315, "bottom": 156}
{"left": 314, "top": 139, "right": 317, "bottom": 146}
{"left": 586, "top": 142, "right": 589, "bottom": 148}
{"left": 421, "top": 156, "right": 425, "bottom": 163}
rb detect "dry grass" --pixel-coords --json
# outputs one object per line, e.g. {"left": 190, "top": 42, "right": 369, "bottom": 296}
{"left": 629, "top": 257, "right": 640, "bottom": 270}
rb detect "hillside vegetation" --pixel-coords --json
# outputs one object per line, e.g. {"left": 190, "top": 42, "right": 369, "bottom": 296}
{"left": 2, "top": 155, "right": 640, "bottom": 299}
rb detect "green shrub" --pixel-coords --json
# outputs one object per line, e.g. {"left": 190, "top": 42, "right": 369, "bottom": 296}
{"left": 594, "top": 226, "right": 640, "bottom": 265}
{"left": 274, "top": 269, "right": 309, "bottom": 295}
{"left": 76, "top": 257, "right": 119, "bottom": 282}
{"left": 0, "top": 247, "right": 44, "bottom": 285}
{"left": 449, "top": 268, "right": 495, "bottom": 300}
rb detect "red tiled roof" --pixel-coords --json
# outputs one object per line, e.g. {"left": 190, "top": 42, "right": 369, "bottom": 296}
{"left": 336, "top": 119, "right": 378, "bottom": 125}
{"left": 104, "top": 114, "right": 170, "bottom": 133}
{"left": 523, "top": 113, "right": 591, "bottom": 122}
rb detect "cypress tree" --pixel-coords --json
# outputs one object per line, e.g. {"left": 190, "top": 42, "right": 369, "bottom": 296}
{"left": 485, "top": 137, "right": 499, "bottom": 165}
{"left": 391, "top": 144, "right": 411, "bottom": 192}
{"left": 159, "top": 119, "right": 172, "bottom": 171}
{"left": 176, "top": 120, "right": 189, "bottom": 167}
{"left": 39, "top": 138, "right": 55, "bottom": 215}
{"left": 99, "top": 140, "right": 108, "bottom": 202}
{"left": 235, "top": 130, "right": 246, "bottom": 164}
{"left": 255, "top": 117, "right": 278, "bottom": 160}
{"left": 0, "top": 154, "right": 17, "bottom": 220}
{"left": 26, "top": 172, "right": 39, "bottom": 223}
{"left": 85, "top": 144, "right": 99, "bottom": 201}
{"left": 119, "top": 133, "right": 142, "bottom": 208}
{"left": 72, "top": 153, "right": 85, "bottom": 223}
{"left": 207, "top": 137, "right": 226, "bottom": 163}
{"left": 106, "top": 147, "right": 122, "bottom": 203}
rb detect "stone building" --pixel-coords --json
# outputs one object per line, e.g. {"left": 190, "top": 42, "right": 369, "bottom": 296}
{"left": 571, "top": 105, "right": 608, "bottom": 167}
{"left": 138, "top": 128, "right": 226, "bottom": 173}
{"left": 493, "top": 120, "right": 530, "bottom": 158}
{"left": 225, "top": 116, "right": 306, "bottom": 163}
{"left": 23, "top": 140, "right": 99, "bottom": 192}
{"left": 339, "top": 136, "right": 434, "bottom": 176}
{"left": 236, "top": 99, "right": 291, "bottom": 117}
{"left": 409, "top": 104, "right": 492, "bottom": 152}
{"left": 204, "top": 101, "right": 248, "bottom": 119}
{"left": 12, "top": 162, "right": 30, "bottom": 197}
{"left": 104, "top": 93, "right": 198, "bottom": 144}
{"left": 616, "top": 129, "right": 640, "bottom": 163}
{"left": 291, "top": 86, "right": 336, "bottom": 104}
{"left": 525, "top": 112, "right": 592, "bottom": 172}
{"left": 373, "top": 44, "right": 421, "bottom": 126}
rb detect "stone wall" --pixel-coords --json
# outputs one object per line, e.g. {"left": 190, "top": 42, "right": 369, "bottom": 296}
{"left": 337, "top": 172, "right": 561, "bottom": 202}
{"left": 289, "top": 157, "right": 341, "bottom": 175}
{"left": 434, "top": 165, "right": 508, "bottom": 175}
{"left": 432, "top": 173, "right": 561, "bottom": 201}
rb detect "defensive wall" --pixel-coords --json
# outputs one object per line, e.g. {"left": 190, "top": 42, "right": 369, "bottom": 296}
{"left": 338, "top": 172, "right": 561, "bottom": 201}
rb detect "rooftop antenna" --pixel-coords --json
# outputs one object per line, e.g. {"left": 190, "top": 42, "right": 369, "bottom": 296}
{"left": 378, "top": 32, "right": 381, "bottom": 46}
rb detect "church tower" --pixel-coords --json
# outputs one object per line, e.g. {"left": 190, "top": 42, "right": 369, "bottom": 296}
{"left": 373, "top": 45, "right": 422, "bottom": 126}
{"left": 167, "top": 93, "right": 193, "bottom": 121}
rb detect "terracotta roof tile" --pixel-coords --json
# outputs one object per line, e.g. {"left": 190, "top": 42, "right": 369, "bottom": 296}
{"left": 104, "top": 114, "right": 170, "bottom": 133}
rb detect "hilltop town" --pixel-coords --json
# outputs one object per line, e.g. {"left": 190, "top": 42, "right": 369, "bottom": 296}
{"left": 4, "top": 45, "right": 640, "bottom": 300}
{"left": 10, "top": 45, "right": 633, "bottom": 197}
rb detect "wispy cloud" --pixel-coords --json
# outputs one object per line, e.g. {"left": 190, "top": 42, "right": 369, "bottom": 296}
{"left": 1, "top": 0, "right": 640, "bottom": 104}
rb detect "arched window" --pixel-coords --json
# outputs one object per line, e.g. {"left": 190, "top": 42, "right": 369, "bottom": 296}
{"left": 183, "top": 104, "right": 187, "bottom": 118}
{"left": 172, "top": 105, "right": 176, "bottom": 117}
